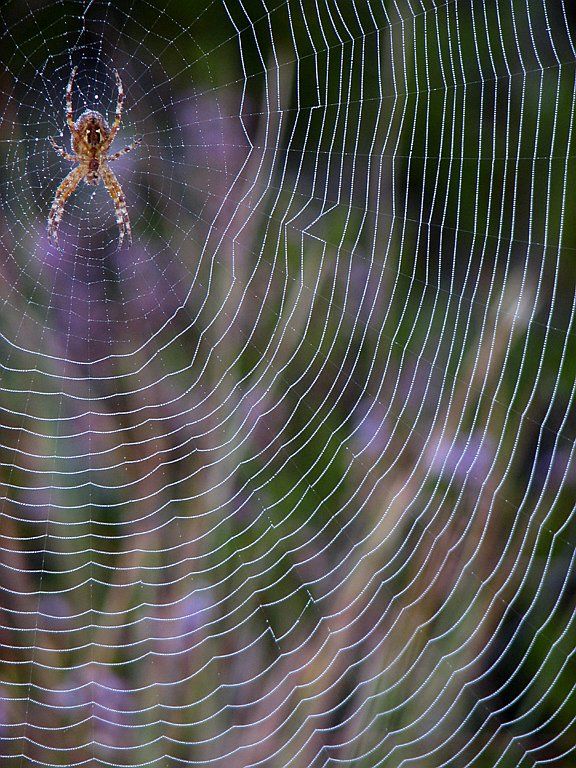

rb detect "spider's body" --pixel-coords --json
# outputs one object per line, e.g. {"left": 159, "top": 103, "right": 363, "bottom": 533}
{"left": 48, "top": 68, "right": 141, "bottom": 245}
{"left": 73, "top": 110, "right": 110, "bottom": 183}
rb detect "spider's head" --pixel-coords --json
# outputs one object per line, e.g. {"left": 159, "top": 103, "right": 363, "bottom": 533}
{"left": 75, "top": 110, "right": 110, "bottom": 148}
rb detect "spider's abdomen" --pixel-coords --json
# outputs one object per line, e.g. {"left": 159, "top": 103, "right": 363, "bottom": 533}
{"left": 73, "top": 110, "right": 110, "bottom": 154}
{"left": 86, "top": 123, "right": 102, "bottom": 146}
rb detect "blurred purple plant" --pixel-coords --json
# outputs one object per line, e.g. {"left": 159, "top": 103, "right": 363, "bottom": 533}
{"left": 176, "top": 88, "right": 251, "bottom": 220}
{"left": 51, "top": 667, "right": 137, "bottom": 749}
{"left": 151, "top": 585, "right": 215, "bottom": 657}
{"left": 428, "top": 431, "right": 495, "bottom": 489}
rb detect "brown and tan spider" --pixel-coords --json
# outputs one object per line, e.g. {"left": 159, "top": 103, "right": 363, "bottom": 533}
{"left": 48, "top": 66, "right": 141, "bottom": 245}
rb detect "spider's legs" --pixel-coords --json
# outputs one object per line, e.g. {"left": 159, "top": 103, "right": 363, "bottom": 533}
{"left": 47, "top": 164, "right": 86, "bottom": 243}
{"left": 104, "top": 69, "right": 125, "bottom": 149}
{"left": 49, "top": 136, "right": 76, "bottom": 162}
{"left": 101, "top": 164, "right": 132, "bottom": 246}
{"left": 107, "top": 136, "right": 142, "bottom": 162}
{"left": 66, "top": 66, "right": 78, "bottom": 133}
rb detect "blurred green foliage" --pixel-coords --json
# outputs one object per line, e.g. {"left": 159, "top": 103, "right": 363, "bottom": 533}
{"left": 0, "top": 0, "right": 575, "bottom": 766}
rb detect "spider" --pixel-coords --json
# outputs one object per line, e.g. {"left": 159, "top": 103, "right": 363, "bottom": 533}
{"left": 48, "top": 66, "right": 141, "bottom": 245}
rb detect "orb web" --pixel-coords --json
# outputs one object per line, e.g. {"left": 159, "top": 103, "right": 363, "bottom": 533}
{"left": 0, "top": 0, "right": 575, "bottom": 766}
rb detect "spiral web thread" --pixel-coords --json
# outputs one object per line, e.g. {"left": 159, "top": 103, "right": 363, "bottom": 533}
{"left": 0, "top": 0, "right": 575, "bottom": 765}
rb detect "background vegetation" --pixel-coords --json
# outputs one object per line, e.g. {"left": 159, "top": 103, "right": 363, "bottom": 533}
{"left": 0, "top": 0, "right": 575, "bottom": 765}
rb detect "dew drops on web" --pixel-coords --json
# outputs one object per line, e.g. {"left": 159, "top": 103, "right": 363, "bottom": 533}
{"left": 0, "top": 0, "right": 575, "bottom": 767}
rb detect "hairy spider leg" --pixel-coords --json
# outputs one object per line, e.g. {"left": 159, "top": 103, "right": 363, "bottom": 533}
{"left": 103, "top": 69, "right": 125, "bottom": 150}
{"left": 47, "top": 164, "right": 86, "bottom": 243}
{"left": 66, "top": 66, "right": 78, "bottom": 133}
{"left": 101, "top": 165, "right": 132, "bottom": 246}
{"left": 107, "top": 136, "right": 142, "bottom": 162}
{"left": 49, "top": 136, "right": 76, "bottom": 162}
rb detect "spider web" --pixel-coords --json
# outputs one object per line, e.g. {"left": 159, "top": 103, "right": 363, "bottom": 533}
{"left": 0, "top": 0, "right": 575, "bottom": 765}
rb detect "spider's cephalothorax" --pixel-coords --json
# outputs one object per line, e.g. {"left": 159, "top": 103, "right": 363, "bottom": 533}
{"left": 48, "top": 67, "right": 141, "bottom": 245}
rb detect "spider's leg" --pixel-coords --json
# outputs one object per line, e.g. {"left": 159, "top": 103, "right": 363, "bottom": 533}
{"left": 66, "top": 66, "right": 78, "bottom": 133}
{"left": 107, "top": 136, "right": 142, "bottom": 162}
{"left": 47, "top": 164, "right": 86, "bottom": 243}
{"left": 104, "top": 69, "right": 125, "bottom": 149}
{"left": 101, "top": 164, "right": 132, "bottom": 246}
{"left": 49, "top": 136, "right": 76, "bottom": 162}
